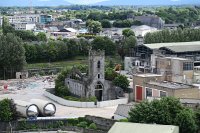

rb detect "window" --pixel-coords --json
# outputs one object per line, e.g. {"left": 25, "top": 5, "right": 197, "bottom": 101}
{"left": 160, "top": 91, "right": 167, "bottom": 97}
{"left": 97, "top": 61, "right": 101, "bottom": 68}
{"left": 183, "top": 62, "right": 193, "bottom": 71}
{"left": 98, "top": 74, "right": 100, "bottom": 79}
{"left": 146, "top": 88, "right": 152, "bottom": 98}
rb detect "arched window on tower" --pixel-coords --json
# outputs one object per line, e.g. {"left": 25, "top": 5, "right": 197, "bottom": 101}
{"left": 97, "top": 61, "right": 101, "bottom": 68}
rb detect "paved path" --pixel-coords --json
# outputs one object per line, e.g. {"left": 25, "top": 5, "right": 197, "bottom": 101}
{"left": 0, "top": 79, "right": 117, "bottom": 119}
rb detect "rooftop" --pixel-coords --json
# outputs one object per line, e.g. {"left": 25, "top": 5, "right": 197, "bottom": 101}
{"left": 165, "top": 57, "right": 190, "bottom": 61}
{"left": 114, "top": 104, "right": 133, "bottom": 118}
{"left": 108, "top": 122, "right": 179, "bottom": 133}
{"left": 134, "top": 73, "right": 162, "bottom": 78}
{"left": 161, "top": 44, "right": 200, "bottom": 53}
{"left": 147, "top": 81, "right": 194, "bottom": 89}
{"left": 144, "top": 41, "right": 200, "bottom": 49}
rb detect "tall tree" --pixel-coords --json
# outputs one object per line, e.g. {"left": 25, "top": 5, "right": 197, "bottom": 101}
{"left": 87, "top": 20, "right": 102, "bottom": 34}
{"left": 0, "top": 33, "right": 26, "bottom": 79}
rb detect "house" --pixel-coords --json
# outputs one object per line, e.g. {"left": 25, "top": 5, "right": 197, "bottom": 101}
{"left": 133, "top": 73, "right": 200, "bottom": 102}
{"left": 108, "top": 122, "right": 179, "bottom": 133}
{"left": 164, "top": 23, "right": 184, "bottom": 30}
{"left": 114, "top": 104, "right": 133, "bottom": 120}
{"left": 152, "top": 56, "right": 194, "bottom": 84}
{"left": 50, "top": 28, "right": 78, "bottom": 39}
{"left": 65, "top": 50, "right": 124, "bottom": 101}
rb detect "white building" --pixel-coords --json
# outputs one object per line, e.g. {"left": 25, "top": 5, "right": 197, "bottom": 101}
{"left": 13, "top": 22, "right": 36, "bottom": 30}
{"left": 132, "top": 25, "right": 158, "bottom": 37}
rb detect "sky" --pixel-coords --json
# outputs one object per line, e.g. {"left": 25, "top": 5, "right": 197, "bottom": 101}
{"left": 0, "top": 0, "right": 199, "bottom": 6}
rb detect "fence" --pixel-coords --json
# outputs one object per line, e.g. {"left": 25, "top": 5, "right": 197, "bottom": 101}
{"left": 44, "top": 89, "right": 128, "bottom": 108}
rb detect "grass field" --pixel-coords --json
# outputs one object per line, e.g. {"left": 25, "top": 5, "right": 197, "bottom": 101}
{"left": 26, "top": 56, "right": 123, "bottom": 69}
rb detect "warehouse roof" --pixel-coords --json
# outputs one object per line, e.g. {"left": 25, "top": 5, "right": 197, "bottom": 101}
{"left": 143, "top": 41, "right": 200, "bottom": 49}
{"left": 108, "top": 122, "right": 179, "bottom": 133}
{"left": 160, "top": 45, "right": 200, "bottom": 53}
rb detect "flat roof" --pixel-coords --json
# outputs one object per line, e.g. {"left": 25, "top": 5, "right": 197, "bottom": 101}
{"left": 165, "top": 57, "right": 190, "bottom": 61}
{"left": 134, "top": 73, "right": 162, "bottom": 78}
{"left": 147, "top": 81, "right": 194, "bottom": 89}
{"left": 143, "top": 41, "right": 200, "bottom": 49}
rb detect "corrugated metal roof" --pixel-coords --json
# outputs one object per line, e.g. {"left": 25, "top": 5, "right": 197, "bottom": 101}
{"left": 144, "top": 41, "right": 200, "bottom": 49}
{"left": 162, "top": 45, "right": 200, "bottom": 53}
{"left": 108, "top": 122, "right": 179, "bottom": 133}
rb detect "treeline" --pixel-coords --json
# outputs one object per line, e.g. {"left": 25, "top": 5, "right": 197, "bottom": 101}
{"left": 156, "top": 6, "right": 200, "bottom": 25}
{"left": 144, "top": 28, "right": 200, "bottom": 44}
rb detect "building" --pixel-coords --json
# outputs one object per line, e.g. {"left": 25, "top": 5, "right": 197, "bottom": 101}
{"left": 131, "top": 25, "right": 158, "bottom": 37}
{"left": 133, "top": 74, "right": 200, "bottom": 102}
{"left": 152, "top": 56, "right": 194, "bottom": 84}
{"left": 12, "top": 22, "right": 36, "bottom": 30}
{"left": 40, "top": 14, "right": 52, "bottom": 24}
{"left": 134, "top": 15, "right": 165, "bottom": 29}
{"left": 0, "top": 14, "right": 52, "bottom": 26}
{"left": 164, "top": 23, "right": 184, "bottom": 30}
{"left": 65, "top": 50, "right": 124, "bottom": 101}
{"left": 108, "top": 122, "right": 179, "bottom": 133}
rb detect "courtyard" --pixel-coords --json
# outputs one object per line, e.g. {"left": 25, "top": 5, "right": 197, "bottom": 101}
{"left": 0, "top": 77, "right": 117, "bottom": 119}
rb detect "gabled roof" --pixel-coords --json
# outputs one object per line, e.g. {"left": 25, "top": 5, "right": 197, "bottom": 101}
{"left": 108, "top": 122, "right": 179, "bottom": 133}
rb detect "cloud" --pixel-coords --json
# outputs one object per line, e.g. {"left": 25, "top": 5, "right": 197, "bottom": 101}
{"left": 64, "top": 0, "right": 110, "bottom": 4}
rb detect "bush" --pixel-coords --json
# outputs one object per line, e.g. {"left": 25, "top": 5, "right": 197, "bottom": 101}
{"left": 0, "top": 99, "right": 19, "bottom": 122}
{"left": 119, "top": 119, "right": 128, "bottom": 122}
{"left": 113, "top": 75, "right": 129, "bottom": 92}
{"left": 105, "top": 68, "right": 118, "bottom": 81}
{"left": 88, "top": 123, "right": 97, "bottom": 130}
{"left": 67, "top": 118, "right": 79, "bottom": 126}
{"left": 77, "top": 121, "right": 88, "bottom": 128}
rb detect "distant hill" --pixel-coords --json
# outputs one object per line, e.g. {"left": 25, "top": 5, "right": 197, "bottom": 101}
{"left": 0, "top": 0, "right": 199, "bottom": 6}
{"left": 96, "top": 0, "right": 200, "bottom": 5}
{"left": 0, "top": 0, "right": 71, "bottom": 7}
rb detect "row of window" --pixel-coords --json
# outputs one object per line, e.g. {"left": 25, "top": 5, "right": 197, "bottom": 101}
{"left": 146, "top": 88, "right": 167, "bottom": 98}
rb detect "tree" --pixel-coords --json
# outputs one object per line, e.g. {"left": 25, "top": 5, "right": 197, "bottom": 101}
{"left": 128, "top": 97, "right": 198, "bottom": 133}
{"left": 101, "top": 19, "right": 112, "bottom": 28}
{"left": 87, "top": 20, "right": 102, "bottom": 34}
{"left": 2, "top": 17, "right": 15, "bottom": 35}
{"left": 0, "top": 99, "right": 19, "bottom": 122}
{"left": 113, "top": 75, "right": 129, "bottom": 92}
{"left": 122, "top": 29, "right": 135, "bottom": 37}
{"left": 105, "top": 68, "right": 118, "bottom": 81}
{"left": 37, "top": 32, "right": 47, "bottom": 42}
{"left": 91, "top": 36, "right": 116, "bottom": 55}
{"left": 0, "top": 33, "right": 26, "bottom": 79}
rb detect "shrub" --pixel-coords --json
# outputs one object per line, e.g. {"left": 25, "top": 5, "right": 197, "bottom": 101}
{"left": 119, "top": 119, "right": 128, "bottom": 122}
{"left": 77, "top": 121, "right": 88, "bottom": 128}
{"left": 88, "top": 123, "right": 97, "bottom": 130}
{"left": 67, "top": 118, "right": 79, "bottom": 126}
{"left": 113, "top": 75, "right": 129, "bottom": 92}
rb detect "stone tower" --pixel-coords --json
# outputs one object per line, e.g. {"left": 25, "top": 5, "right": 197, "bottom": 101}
{"left": 88, "top": 50, "right": 105, "bottom": 101}
{"left": 88, "top": 50, "right": 105, "bottom": 81}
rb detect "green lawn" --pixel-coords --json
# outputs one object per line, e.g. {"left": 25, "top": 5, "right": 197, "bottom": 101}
{"left": 26, "top": 56, "right": 88, "bottom": 69}
{"left": 26, "top": 55, "right": 123, "bottom": 69}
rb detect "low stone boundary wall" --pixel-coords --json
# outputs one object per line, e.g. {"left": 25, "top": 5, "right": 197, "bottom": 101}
{"left": 44, "top": 90, "right": 128, "bottom": 108}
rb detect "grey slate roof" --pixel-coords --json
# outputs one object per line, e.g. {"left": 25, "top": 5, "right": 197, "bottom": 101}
{"left": 114, "top": 104, "right": 134, "bottom": 118}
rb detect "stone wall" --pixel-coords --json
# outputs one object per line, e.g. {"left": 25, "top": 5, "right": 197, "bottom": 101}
{"left": 44, "top": 89, "right": 128, "bottom": 108}
{"left": 85, "top": 115, "right": 116, "bottom": 130}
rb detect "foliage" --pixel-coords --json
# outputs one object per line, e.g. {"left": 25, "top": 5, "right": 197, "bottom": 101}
{"left": 88, "top": 123, "right": 97, "bottom": 130}
{"left": 113, "top": 20, "right": 142, "bottom": 28}
{"left": 91, "top": 36, "right": 116, "bottom": 56}
{"left": 37, "top": 32, "right": 47, "bottom": 42}
{"left": 105, "top": 68, "right": 118, "bottom": 81}
{"left": 119, "top": 119, "right": 129, "bottom": 122}
{"left": 113, "top": 75, "right": 129, "bottom": 92}
{"left": 144, "top": 28, "right": 200, "bottom": 44}
{"left": 77, "top": 121, "right": 88, "bottom": 128}
{"left": 0, "top": 33, "right": 26, "bottom": 79}
{"left": 0, "top": 99, "right": 19, "bottom": 122}
{"left": 87, "top": 20, "right": 102, "bottom": 34}
{"left": 64, "top": 96, "right": 97, "bottom": 102}
{"left": 128, "top": 97, "right": 198, "bottom": 133}
{"left": 122, "top": 29, "right": 135, "bottom": 37}
{"left": 101, "top": 19, "right": 112, "bottom": 28}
